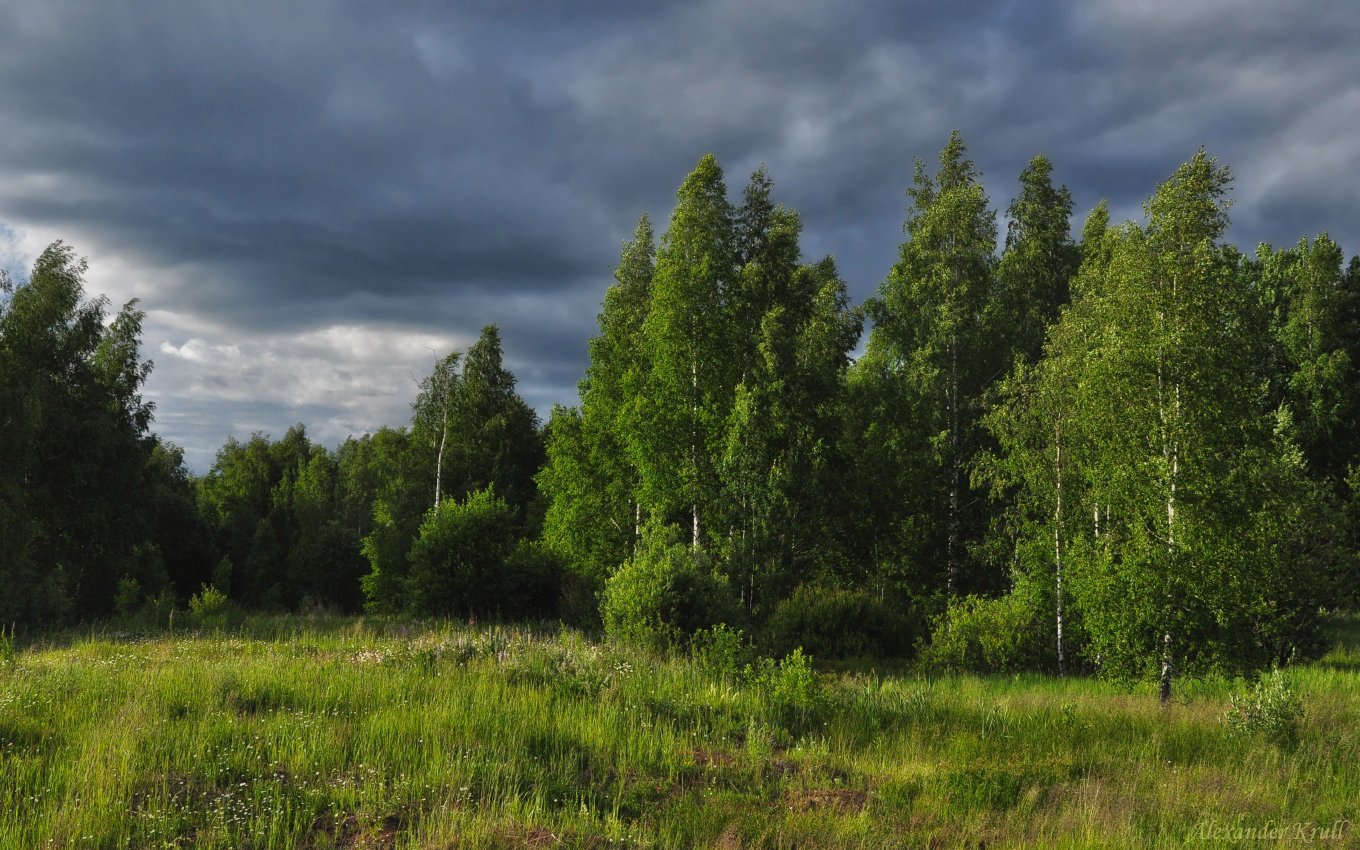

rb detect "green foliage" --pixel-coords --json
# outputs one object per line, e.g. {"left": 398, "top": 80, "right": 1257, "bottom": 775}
{"left": 763, "top": 585, "right": 918, "bottom": 659}
{"left": 630, "top": 154, "right": 736, "bottom": 546}
{"left": 114, "top": 577, "right": 142, "bottom": 619}
{"left": 357, "top": 330, "right": 543, "bottom": 618}
{"left": 4, "top": 144, "right": 1354, "bottom": 718}
{"left": 0, "top": 242, "right": 159, "bottom": 625}
{"left": 358, "top": 427, "right": 428, "bottom": 615}
{"left": 992, "top": 153, "right": 1078, "bottom": 365}
{"left": 2, "top": 614, "right": 1360, "bottom": 847}
{"left": 145, "top": 440, "right": 217, "bottom": 599}
{"left": 721, "top": 245, "right": 863, "bottom": 613}
{"left": 858, "top": 131, "right": 1001, "bottom": 598}
{"left": 1257, "top": 235, "right": 1356, "bottom": 482}
{"left": 407, "top": 487, "right": 520, "bottom": 617}
{"left": 557, "top": 568, "right": 604, "bottom": 631}
{"left": 211, "top": 557, "right": 233, "bottom": 596}
{"left": 985, "top": 151, "right": 1329, "bottom": 693}
{"left": 601, "top": 526, "right": 740, "bottom": 649}
{"left": 1224, "top": 668, "right": 1304, "bottom": 749}
{"left": 140, "top": 588, "right": 177, "bottom": 628}
{"left": 537, "top": 405, "right": 632, "bottom": 586}
{"left": 501, "top": 540, "right": 566, "bottom": 620}
{"left": 188, "top": 585, "right": 233, "bottom": 629}
{"left": 919, "top": 594, "right": 1045, "bottom": 674}
{"left": 538, "top": 216, "right": 654, "bottom": 584}
{"left": 0, "top": 624, "right": 13, "bottom": 666}
{"left": 196, "top": 427, "right": 314, "bottom": 606}
{"left": 417, "top": 326, "right": 544, "bottom": 515}
{"left": 690, "top": 623, "right": 751, "bottom": 675}
{"left": 750, "top": 647, "right": 833, "bottom": 734}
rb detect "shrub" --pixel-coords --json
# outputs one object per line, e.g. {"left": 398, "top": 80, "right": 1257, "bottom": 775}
{"left": 919, "top": 593, "right": 1045, "bottom": 673}
{"left": 1224, "top": 668, "right": 1304, "bottom": 749}
{"left": 140, "top": 588, "right": 177, "bottom": 628}
{"left": 764, "top": 585, "right": 921, "bottom": 659}
{"left": 692, "top": 623, "right": 751, "bottom": 675}
{"left": 0, "top": 624, "right": 14, "bottom": 666}
{"left": 752, "top": 648, "right": 834, "bottom": 734}
{"left": 114, "top": 576, "right": 142, "bottom": 619}
{"left": 601, "top": 526, "right": 740, "bottom": 650}
{"left": 360, "top": 503, "right": 416, "bottom": 615}
{"left": 407, "top": 487, "right": 519, "bottom": 617}
{"left": 188, "top": 584, "right": 233, "bottom": 629}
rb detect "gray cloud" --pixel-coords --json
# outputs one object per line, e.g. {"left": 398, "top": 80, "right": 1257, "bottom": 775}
{"left": 1, "top": 0, "right": 1356, "bottom": 469}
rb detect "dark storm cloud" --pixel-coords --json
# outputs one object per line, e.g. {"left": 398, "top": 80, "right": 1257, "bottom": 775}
{"left": 0, "top": 0, "right": 1356, "bottom": 468}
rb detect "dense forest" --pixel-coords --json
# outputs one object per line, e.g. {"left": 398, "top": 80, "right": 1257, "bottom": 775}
{"left": 3, "top": 133, "right": 1358, "bottom": 698}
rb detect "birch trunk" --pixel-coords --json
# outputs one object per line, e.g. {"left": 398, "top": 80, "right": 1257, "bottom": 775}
{"left": 1157, "top": 273, "right": 1179, "bottom": 706}
{"left": 434, "top": 371, "right": 450, "bottom": 509}
{"left": 947, "top": 333, "right": 960, "bottom": 596}
{"left": 691, "top": 351, "right": 700, "bottom": 549}
{"left": 1160, "top": 631, "right": 1174, "bottom": 705}
{"left": 1054, "top": 419, "right": 1065, "bottom": 676}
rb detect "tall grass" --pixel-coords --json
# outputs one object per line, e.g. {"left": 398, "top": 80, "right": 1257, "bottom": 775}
{"left": 2, "top": 614, "right": 1357, "bottom": 848}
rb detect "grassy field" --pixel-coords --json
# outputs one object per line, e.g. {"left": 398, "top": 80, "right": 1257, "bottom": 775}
{"left": 1, "top": 616, "right": 1358, "bottom": 849}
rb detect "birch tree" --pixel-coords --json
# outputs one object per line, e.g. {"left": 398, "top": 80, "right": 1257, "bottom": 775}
{"left": 632, "top": 154, "right": 737, "bottom": 548}
{"left": 863, "top": 131, "right": 998, "bottom": 597}
{"left": 539, "top": 215, "right": 655, "bottom": 582}
{"left": 413, "top": 351, "right": 460, "bottom": 509}
{"left": 1054, "top": 152, "right": 1319, "bottom": 699}
{"left": 993, "top": 154, "right": 1078, "bottom": 366}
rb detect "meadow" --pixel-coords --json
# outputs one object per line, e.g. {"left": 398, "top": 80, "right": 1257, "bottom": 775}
{"left": 1, "top": 615, "right": 1357, "bottom": 850}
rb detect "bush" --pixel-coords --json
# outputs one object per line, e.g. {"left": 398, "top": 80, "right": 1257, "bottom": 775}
{"left": 919, "top": 593, "right": 1045, "bottom": 673}
{"left": 212, "top": 556, "right": 233, "bottom": 597}
{"left": 140, "top": 588, "right": 177, "bottom": 628}
{"left": 114, "top": 576, "right": 142, "bottom": 619}
{"left": 0, "top": 624, "right": 14, "bottom": 666}
{"left": 407, "top": 487, "right": 519, "bottom": 617}
{"left": 764, "top": 585, "right": 920, "bottom": 659}
{"left": 188, "top": 584, "right": 233, "bottom": 629}
{"left": 601, "top": 526, "right": 740, "bottom": 649}
{"left": 752, "top": 648, "right": 834, "bottom": 734}
{"left": 1224, "top": 668, "right": 1304, "bottom": 749}
{"left": 692, "top": 623, "right": 751, "bottom": 675}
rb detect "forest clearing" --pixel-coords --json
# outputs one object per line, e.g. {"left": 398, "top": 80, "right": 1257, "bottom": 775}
{"left": 5, "top": 30, "right": 1360, "bottom": 845}
{"left": 1, "top": 613, "right": 1356, "bottom": 849}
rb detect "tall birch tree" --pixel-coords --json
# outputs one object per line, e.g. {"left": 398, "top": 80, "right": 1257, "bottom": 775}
{"left": 1005, "top": 152, "right": 1325, "bottom": 699}
{"left": 632, "top": 154, "right": 736, "bottom": 548}
{"left": 862, "top": 131, "right": 998, "bottom": 597}
{"left": 993, "top": 153, "right": 1078, "bottom": 366}
{"left": 539, "top": 215, "right": 655, "bottom": 581}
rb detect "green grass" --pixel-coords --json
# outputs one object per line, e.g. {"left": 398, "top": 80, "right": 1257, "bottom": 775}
{"left": 2, "top": 615, "right": 1358, "bottom": 849}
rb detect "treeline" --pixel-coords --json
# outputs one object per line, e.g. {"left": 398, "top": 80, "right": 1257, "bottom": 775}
{"left": 193, "top": 324, "right": 545, "bottom": 615}
{"left": 2, "top": 134, "right": 1357, "bottom": 694}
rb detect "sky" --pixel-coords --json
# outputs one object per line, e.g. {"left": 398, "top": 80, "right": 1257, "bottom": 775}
{"left": 1, "top": 0, "right": 1357, "bottom": 471}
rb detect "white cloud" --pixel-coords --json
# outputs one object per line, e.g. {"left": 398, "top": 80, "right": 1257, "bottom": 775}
{"left": 143, "top": 317, "right": 469, "bottom": 469}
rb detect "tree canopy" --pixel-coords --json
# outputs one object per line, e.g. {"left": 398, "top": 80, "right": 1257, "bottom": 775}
{"left": 2, "top": 141, "right": 1354, "bottom": 696}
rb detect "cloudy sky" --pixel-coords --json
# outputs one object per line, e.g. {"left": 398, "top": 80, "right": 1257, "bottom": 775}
{"left": 2, "top": 1, "right": 1357, "bottom": 470}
